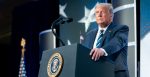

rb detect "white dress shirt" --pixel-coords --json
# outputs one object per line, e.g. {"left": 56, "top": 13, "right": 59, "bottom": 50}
{"left": 93, "top": 25, "right": 109, "bottom": 56}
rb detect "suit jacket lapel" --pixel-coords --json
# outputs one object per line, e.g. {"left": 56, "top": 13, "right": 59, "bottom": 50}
{"left": 99, "top": 23, "right": 115, "bottom": 47}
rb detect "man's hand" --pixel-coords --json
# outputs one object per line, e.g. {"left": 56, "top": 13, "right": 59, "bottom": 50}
{"left": 90, "top": 48, "right": 105, "bottom": 61}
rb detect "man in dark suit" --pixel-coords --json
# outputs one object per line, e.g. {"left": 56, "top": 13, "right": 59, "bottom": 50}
{"left": 82, "top": 3, "right": 129, "bottom": 77}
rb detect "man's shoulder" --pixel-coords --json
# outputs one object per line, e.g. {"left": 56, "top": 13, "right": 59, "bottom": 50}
{"left": 86, "top": 28, "right": 98, "bottom": 35}
{"left": 112, "top": 24, "right": 129, "bottom": 31}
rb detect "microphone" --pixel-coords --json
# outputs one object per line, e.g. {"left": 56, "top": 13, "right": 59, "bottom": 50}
{"left": 51, "top": 16, "right": 73, "bottom": 46}
{"left": 55, "top": 17, "right": 73, "bottom": 25}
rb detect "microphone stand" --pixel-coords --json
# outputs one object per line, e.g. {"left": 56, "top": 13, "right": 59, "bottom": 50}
{"left": 51, "top": 16, "right": 65, "bottom": 46}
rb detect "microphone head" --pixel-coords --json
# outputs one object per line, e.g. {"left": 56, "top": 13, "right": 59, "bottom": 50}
{"left": 55, "top": 16, "right": 73, "bottom": 25}
{"left": 66, "top": 18, "right": 73, "bottom": 23}
{"left": 61, "top": 18, "right": 73, "bottom": 24}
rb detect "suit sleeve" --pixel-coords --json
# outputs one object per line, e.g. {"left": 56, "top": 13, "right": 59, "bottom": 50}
{"left": 102, "top": 25, "right": 129, "bottom": 56}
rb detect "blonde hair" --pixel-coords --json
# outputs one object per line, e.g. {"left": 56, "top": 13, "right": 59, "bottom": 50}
{"left": 95, "top": 3, "right": 114, "bottom": 18}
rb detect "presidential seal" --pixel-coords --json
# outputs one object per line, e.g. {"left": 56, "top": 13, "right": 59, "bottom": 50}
{"left": 47, "top": 52, "right": 63, "bottom": 77}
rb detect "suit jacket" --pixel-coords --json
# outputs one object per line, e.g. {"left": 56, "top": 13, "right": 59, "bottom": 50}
{"left": 82, "top": 23, "right": 129, "bottom": 71}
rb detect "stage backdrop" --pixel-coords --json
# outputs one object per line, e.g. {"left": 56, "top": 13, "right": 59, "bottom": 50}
{"left": 140, "top": 0, "right": 150, "bottom": 77}
{"left": 59, "top": 0, "right": 137, "bottom": 77}
{"left": 112, "top": 0, "right": 137, "bottom": 77}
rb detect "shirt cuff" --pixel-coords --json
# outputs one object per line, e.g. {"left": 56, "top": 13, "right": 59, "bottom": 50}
{"left": 100, "top": 48, "right": 108, "bottom": 56}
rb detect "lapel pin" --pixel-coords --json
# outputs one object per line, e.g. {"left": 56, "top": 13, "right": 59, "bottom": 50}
{"left": 109, "top": 30, "right": 112, "bottom": 33}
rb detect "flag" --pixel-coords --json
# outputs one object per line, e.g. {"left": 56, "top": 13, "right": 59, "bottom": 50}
{"left": 18, "top": 38, "right": 27, "bottom": 77}
{"left": 18, "top": 57, "right": 27, "bottom": 77}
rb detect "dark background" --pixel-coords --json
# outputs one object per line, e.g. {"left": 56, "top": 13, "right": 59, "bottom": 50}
{"left": 0, "top": 0, "right": 59, "bottom": 77}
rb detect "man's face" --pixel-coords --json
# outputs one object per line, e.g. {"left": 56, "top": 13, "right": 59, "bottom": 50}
{"left": 95, "top": 6, "right": 112, "bottom": 27}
